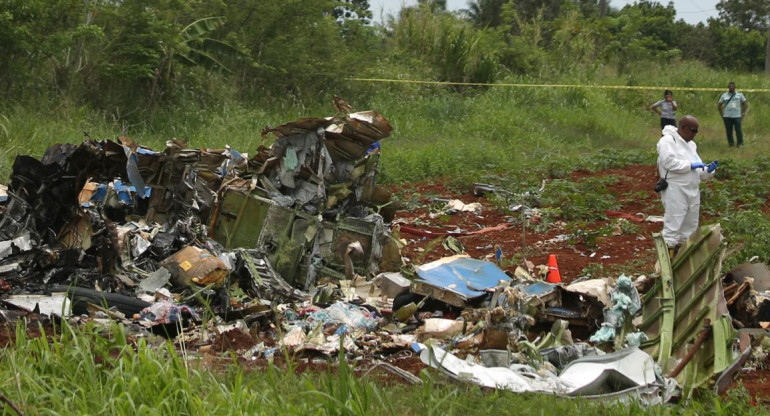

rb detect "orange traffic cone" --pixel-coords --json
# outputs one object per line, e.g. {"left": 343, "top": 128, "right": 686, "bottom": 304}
{"left": 546, "top": 254, "right": 562, "bottom": 283}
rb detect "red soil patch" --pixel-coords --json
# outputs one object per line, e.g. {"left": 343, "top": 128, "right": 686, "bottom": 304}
{"left": 389, "top": 164, "right": 664, "bottom": 282}
{"left": 0, "top": 314, "right": 58, "bottom": 347}
{"left": 209, "top": 328, "right": 258, "bottom": 352}
{"left": 734, "top": 367, "right": 770, "bottom": 406}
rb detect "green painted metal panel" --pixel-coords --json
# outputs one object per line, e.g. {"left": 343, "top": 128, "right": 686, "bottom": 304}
{"left": 641, "top": 223, "right": 737, "bottom": 396}
{"left": 212, "top": 190, "right": 274, "bottom": 249}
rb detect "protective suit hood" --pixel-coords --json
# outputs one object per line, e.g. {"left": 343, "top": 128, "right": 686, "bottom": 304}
{"left": 661, "top": 125, "right": 678, "bottom": 137}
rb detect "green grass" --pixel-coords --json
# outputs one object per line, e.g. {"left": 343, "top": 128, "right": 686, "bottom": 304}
{"left": 3, "top": 61, "right": 770, "bottom": 183}
{"left": 0, "top": 321, "right": 767, "bottom": 415}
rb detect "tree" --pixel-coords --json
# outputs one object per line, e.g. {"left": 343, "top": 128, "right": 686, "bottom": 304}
{"left": 716, "top": 0, "right": 770, "bottom": 73}
{"left": 463, "top": 0, "right": 505, "bottom": 28}
{"left": 705, "top": 20, "right": 766, "bottom": 71}
{"left": 93, "top": 0, "right": 195, "bottom": 106}
{"left": 510, "top": 0, "right": 564, "bottom": 22}
{"left": 153, "top": 16, "right": 240, "bottom": 102}
{"left": 389, "top": 6, "right": 501, "bottom": 86}
{"left": 418, "top": 0, "right": 447, "bottom": 12}
{"left": 332, "top": 0, "right": 372, "bottom": 22}
{"left": 463, "top": 0, "right": 605, "bottom": 28}
{"left": 717, "top": 0, "right": 770, "bottom": 31}
{"left": 550, "top": 8, "right": 605, "bottom": 70}
{"left": 603, "top": 1, "right": 679, "bottom": 74}
{"left": 0, "top": 0, "right": 103, "bottom": 99}
{"left": 223, "top": 0, "right": 369, "bottom": 101}
{"left": 677, "top": 22, "right": 719, "bottom": 64}
{"left": 571, "top": 0, "right": 608, "bottom": 18}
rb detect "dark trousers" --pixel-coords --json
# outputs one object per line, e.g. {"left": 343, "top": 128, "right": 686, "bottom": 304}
{"left": 723, "top": 117, "right": 743, "bottom": 146}
{"left": 660, "top": 118, "right": 676, "bottom": 129}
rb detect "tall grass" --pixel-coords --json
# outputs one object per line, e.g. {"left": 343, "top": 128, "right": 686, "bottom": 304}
{"left": 2, "top": 60, "right": 769, "bottom": 183}
{"left": 0, "top": 320, "right": 765, "bottom": 415}
{"left": 369, "top": 59, "right": 770, "bottom": 183}
{"left": 3, "top": 60, "right": 770, "bottom": 265}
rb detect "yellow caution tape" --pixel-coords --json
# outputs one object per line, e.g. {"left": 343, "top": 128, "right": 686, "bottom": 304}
{"left": 350, "top": 77, "right": 770, "bottom": 93}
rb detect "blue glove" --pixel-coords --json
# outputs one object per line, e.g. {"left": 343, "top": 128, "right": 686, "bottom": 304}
{"left": 690, "top": 162, "right": 706, "bottom": 170}
{"left": 707, "top": 160, "right": 718, "bottom": 173}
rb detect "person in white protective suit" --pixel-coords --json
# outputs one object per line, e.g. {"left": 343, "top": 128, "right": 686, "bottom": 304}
{"left": 656, "top": 115, "right": 718, "bottom": 257}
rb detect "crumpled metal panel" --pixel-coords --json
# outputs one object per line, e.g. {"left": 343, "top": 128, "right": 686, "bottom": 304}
{"left": 331, "top": 217, "right": 382, "bottom": 274}
{"left": 143, "top": 145, "right": 226, "bottom": 225}
{"left": 261, "top": 111, "right": 392, "bottom": 164}
{"left": 210, "top": 184, "right": 274, "bottom": 249}
{"left": 324, "top": 111, "right": 393, "bottom": 162}
{"left": 220, "top": 249, "right": 309, "bottom": 305}
{"left": 0, "top": 192, "right": 34, "bottom": 240}
{"left": 419, "top": 344, "right": 676, "bottom": 403}
{"left": 260, "top": 117, "right": 335, "bottom": 140}
{"left": 411, "top": 255, "right": 511, "bottom": 307}
{"left": 10, "top": 155, "right": 78, "bottom": 241}
{"left": 640, "top": 223, "right": 736, "bottom": 394}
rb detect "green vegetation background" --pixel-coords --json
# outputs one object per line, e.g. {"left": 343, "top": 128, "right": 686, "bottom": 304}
{"left": 2, "top": 1, "right": 770, "bottom": 184}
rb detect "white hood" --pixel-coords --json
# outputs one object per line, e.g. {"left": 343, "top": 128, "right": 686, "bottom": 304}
{"left": 661, "top": 124, "right": 678, "bottom": 137}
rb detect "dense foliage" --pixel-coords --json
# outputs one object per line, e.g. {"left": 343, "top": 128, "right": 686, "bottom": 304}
{"left": 1, "top": 0, "right": 768, "bottom": 114}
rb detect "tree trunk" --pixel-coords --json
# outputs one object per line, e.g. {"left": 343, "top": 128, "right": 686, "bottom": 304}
{"left": 766, "top": 29, "right": 770, "bottom": 74}
{"left": 599, "top": 0, "right": 608, "bottom": 17}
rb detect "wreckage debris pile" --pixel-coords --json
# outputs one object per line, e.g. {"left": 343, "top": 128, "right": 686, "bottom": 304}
{"left": 0, "top": 109, "right": 395, "bottom": 293}
{"left": 0, "top": 107, "right": 766, "bottom": 404}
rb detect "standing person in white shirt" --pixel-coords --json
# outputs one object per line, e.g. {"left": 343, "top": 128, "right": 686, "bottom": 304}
{"left": 717, "top": 82, "right": 748, "bottom": 147}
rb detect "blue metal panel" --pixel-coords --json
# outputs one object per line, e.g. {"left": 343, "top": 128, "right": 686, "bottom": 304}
{"left": 520, "top": 281, "right": 558, "bottom": 297}
{"left": 415, "top": 255, "right": 510, "bottom": 302}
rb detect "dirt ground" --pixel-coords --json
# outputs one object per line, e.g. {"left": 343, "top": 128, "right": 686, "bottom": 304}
{"left": 735, "top": 365, "right": 770, "bottom": 405}
{"left": 0, "top": 164, "right": 766, "bottom": 402}
{"left": 391, "top": 164, "right": 664, "bottom": 282}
